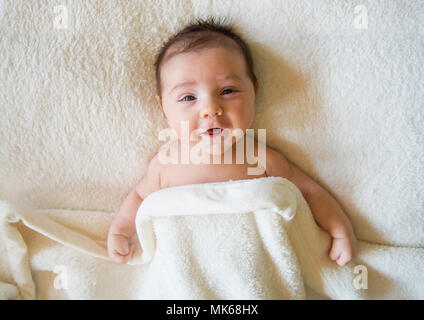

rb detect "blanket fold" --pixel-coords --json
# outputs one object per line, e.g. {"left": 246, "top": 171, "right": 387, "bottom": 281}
{"left": 0, "top": 177, "right": 422, "bottom": 299}
{"left": 133, "top": 176, "right": 298, "bottom": 265}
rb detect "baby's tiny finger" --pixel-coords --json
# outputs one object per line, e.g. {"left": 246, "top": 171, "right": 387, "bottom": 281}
{"left": 329, "top": 247, "right": 340, "bottom": 261}
{"left": 113, "top": 249, "right": 129, "bottom": 257}
{"left": 337, "top": 254, "right": 349, "bottom": 267}
{"left": 113, "top": 252, "right": 128, "bottom": 264}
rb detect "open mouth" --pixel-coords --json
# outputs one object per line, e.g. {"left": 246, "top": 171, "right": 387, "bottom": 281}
{"left": 203, "top": 128, "right": 224, "bottom": 137}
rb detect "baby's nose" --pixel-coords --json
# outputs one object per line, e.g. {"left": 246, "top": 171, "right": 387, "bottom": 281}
{"left": 200, "top": 97, "right": 224, "bottom": 118}
{"left": 202, "top": 110, "right": 223, "bottom": 118}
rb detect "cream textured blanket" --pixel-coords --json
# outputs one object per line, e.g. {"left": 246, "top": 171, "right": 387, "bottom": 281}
{"left": 1, "top": 177, "right": 422, "bottom": 300}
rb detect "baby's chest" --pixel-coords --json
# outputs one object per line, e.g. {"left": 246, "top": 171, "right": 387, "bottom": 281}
{"left": 160, "top": 162, "right": 267, "bottom": 189}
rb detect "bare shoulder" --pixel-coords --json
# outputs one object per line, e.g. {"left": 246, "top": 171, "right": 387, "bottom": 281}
{"left": 134, "top": 153, "right": 162, "bottom": 200}
{"left": 265, "top": 145, "right": 291, "bottom": 178}
{"left": 265, "top": 145, "right": 317, "bottom": 197}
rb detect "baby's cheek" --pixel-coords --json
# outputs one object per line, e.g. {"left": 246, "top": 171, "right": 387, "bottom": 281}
{"left": 233, "top": 110, "right": 254, "bottom": 129}
{"left": 171, "top": 120, "right": 197, "bottom": 141}
{"left": 244, "top": 105, "right": 255, "bottom": 127}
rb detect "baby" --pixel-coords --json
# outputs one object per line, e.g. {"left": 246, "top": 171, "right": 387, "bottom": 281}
{"left": 107, "top": 18, "right": 357, "bottom": 267}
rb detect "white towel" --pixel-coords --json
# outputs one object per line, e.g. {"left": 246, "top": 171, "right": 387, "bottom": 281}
{"left": 0, "top": 177, "right": 422, "bottom": 299}
{"left": 131, "top": 176, "right": 362, "bottom": 299}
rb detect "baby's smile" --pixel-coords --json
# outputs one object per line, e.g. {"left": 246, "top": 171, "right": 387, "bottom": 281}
{"left": 203, "top": 128, "right": 224, "bottom": 137}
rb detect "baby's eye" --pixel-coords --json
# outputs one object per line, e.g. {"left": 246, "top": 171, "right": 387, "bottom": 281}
{"left": 221, "top": 88, "right": 237, "bottom": 95}
{"left": 180, "top": 95, "right": 196, "bottom": 102}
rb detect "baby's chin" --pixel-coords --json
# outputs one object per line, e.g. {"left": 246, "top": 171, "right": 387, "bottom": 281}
{"left": 198, "top": 129, "right": 245, "bottom": 156}
{"left": 200, "top": 140, "right": 233, "bottom": 156}
{"left": 174, "top": 128, "right": 246, "bottom": 157}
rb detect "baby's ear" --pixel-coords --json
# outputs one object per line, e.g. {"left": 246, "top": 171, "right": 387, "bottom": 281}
{"left": 155, "top": 95, "right": 162, "bottom": 109}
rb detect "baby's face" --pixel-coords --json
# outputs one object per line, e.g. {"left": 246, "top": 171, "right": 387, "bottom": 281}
{"left": 156, "top": 46, "right": 258, "bottom": 153}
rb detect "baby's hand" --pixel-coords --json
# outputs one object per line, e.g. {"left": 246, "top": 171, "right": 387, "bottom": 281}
{"left": 107, "top": 233, "right": 133, "bottom": 264}
{"left": 329, "top": 235, "right": 357, "bottom": 267}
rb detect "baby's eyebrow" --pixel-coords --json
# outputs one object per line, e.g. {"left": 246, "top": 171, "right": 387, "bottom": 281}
{"left": 170, "top": 81, "right": 197, "bottom": 94}
{"left": 218, "top": 74, "right": 242, "bottom": 82}
{"left": 169, "top": 75, "right": 243, "bottom": 94}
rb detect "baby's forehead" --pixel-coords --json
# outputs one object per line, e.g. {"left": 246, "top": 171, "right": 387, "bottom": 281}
{"left": 161, "top": 34, "right": 243, "bottom": 67}
{"left": 161, "top": 46, "right": 247, "bottom": 84}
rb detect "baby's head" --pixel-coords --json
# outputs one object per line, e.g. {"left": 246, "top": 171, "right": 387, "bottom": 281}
{"left": 154, "top": 17, "right": 259, "bottom": 154}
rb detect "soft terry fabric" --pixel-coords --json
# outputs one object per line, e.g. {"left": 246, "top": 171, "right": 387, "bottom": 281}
{"left": 1, "top": 177, "right": 423, "bottom": 300}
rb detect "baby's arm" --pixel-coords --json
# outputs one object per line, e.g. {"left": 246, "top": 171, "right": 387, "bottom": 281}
{"left": 107, "top": 154, "right": 162, "bottom": 264}
{"left": 266, "top": 147, "right": 357, "bottom": 267}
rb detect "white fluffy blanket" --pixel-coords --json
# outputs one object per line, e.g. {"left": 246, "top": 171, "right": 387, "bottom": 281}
{"left": 1, "top": 177, "right": 423, "bottom": 299}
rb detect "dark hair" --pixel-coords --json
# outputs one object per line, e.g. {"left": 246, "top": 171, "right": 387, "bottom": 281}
{"left": 153, "top": 17, "right": 257, "bottom": 97}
